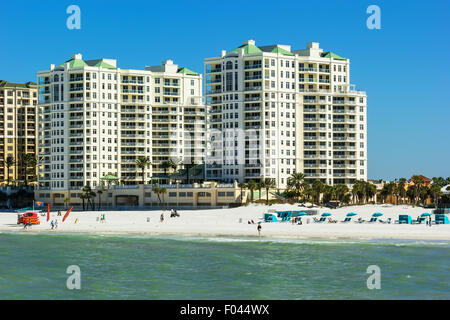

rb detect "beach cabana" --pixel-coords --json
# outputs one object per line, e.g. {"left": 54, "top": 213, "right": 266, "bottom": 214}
{"left": 264, "top": 213, "right": 278, "bottom": 223}
{"left": 396, "top": 215, "right": 412, "bottom": 224}
{"left": 434, "top": 214, "right": 449, "bottom": 224}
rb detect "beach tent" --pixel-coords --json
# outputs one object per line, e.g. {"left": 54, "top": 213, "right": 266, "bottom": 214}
{"left": 264, "top": 213, "right": 278, "bottom": 222}
{"left": 397, "top": 215, "right": 412, "bottom": 224}
{"left": 434, "top": 214, "right": 449, "bottom": 224}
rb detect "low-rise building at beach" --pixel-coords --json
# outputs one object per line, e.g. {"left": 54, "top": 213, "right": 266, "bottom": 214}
{"left": 204, "top": 40, "right": 368, "bottom": 188}
{"left": 36, "top": 181, "right": 247, "bottom": 209}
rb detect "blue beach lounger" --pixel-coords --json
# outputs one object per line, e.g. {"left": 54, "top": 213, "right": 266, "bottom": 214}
{"left": 340, "top": 217, "right": 352, "bottom": 223}
{"left": 396, "top": 215, "right": 412, "bottom": 224}
{"left": 434, "top": 214, "right": 449, "bottom": 224}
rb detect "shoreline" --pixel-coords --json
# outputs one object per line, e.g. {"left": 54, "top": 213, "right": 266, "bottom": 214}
{"left": 1, "top": 203, "right": 449, "bottom": 242}
{"left": 1, "top": 228, "right": 449, "bottom": 242}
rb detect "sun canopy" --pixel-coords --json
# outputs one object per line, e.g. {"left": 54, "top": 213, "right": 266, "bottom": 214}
{"left": 373, "top": 212, "right": 383, "bottom": 217}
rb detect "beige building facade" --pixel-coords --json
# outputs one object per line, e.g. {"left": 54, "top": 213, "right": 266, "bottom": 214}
{"left": 0, "top": 80, "right": 38, "bottom": 186}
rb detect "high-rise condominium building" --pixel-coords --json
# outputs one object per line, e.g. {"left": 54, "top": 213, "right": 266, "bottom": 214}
{"left": 36, "top": 54, "right": 204, "bottom": 202}
{"left": 204, "top": 40, "right": 367, "bottom": 188}
{"left": 0, "top": 80, "right": 38, "bottom": 186}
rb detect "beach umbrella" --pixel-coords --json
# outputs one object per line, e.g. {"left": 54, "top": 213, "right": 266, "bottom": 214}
{"left": 322, "top": 212, "right": 332, "bottom": 217}
{"left": 373, "top": 212, "right": 383, "bottom": 217}
{"left": 421, "top": 212, "right": 431, "bottom": 217}
{"left": 297, "top": 212, "right": 307, "bottom": 216}
{"left": 347, "top": 212, "right": 357, "bottom": 217}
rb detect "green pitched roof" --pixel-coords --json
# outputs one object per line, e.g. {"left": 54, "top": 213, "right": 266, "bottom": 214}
{"left": 59, "top": 58, "right": 88, "bottom": 68}
{"left": 270, "top": 46, "right": 294, "bottom": 56}
{"left": 321, "top": 52, "right": 346, "bottom": 60}
{"left": 230, "top": 44, "right": 262, "bottom": 55}
{"left": 177, "top": 67, "right": 199, "bottom": 75}
{"left": 94, "top": 61, "right": 116, "bottom": 69}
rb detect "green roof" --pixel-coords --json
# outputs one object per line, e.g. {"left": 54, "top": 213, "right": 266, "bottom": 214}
{"left": 230, "top": 44, "right": 262, "bottom": 55}
{"left": 59, "top": 58, "right": 88, "bottom": 68}
{"left": 94, "top": 61, "right": 116, "bottom": 69}
{"left": 177, "top": 67, "right": 199, "bottom": 76}
{"left": 0, "top": 80, "right": 36, "bottom": 88}
{"left": 321, "top": 52, "right": 346, "bottom": 60}
{"left": 271, "top": 46, "right": 294, "bottom": 56}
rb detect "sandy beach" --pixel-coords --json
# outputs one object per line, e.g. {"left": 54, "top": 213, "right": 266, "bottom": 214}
{"left": 0, "top": 204, "right": 448, "bottom": 241}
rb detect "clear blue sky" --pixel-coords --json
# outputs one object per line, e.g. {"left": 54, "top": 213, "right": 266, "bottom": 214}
{"left": 1, "top": 0, "right": 449, "bottom": 180}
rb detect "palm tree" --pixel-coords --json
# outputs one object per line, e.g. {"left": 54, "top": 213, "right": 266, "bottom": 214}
{"left": 80, "top": 193, "right": 87, "bottom": 211}
{"left": 169, "top": 158, "right": 179, "bottom": 173}
{"left": 334, "top": 184, "right": 349, "bottom": 205}
{"left": 160, "top": 161, "right": 171, "bottom": 183}
{"left": 21, "top": 153, "right": 36, "bottom": 187}
{"left": 257, "top": 182, "right": 263, "bottom": 200}
{"left": 411, "top": 175, "right": 425, "bottom": 206}
{"left": 184, "top": 158, "right": 195, "bottom": 184}
{"left": 97, "top": 190, "right": 103, "bottom": 211}
{"left": 64, "top": 197, "right": 70, "bottom": 209}
{"left": 397, "top": 178, "right": 407, "bottom": 204}
{"left": 247, "top": 180, "right": 257, "bottom": 202}
{"left": 311, "top": 180, "right": 324, "bottom": 205}
{"left": 5, "top": 155, "right": 14, "bottom": 187}
{"left": 153, "top": 187, "right": 167, "bottom": 207}
{"left": 286, "top": 172, "right": 306, "bottom": 202}
{"left": 238, "top": 182, "right": 247, "bottom": 204}
{"left": 260, "top": 178, "right": 276, "bottom": 205}
{"left": 81, "top": 185, "right": 96, "bottom": 210}
{"left": 136, "top": 156, "right": 151, "bottom": 185}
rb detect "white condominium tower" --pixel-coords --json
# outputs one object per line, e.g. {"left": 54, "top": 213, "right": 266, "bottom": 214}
{"left": 36, "top": 54, "right": 204, "bottom": 200}
{"left": 204, "top": 40, "right": 367, "bottom": 188}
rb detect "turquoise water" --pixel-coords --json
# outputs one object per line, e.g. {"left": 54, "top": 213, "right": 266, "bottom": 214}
{"left": 0, "top": 232, "right": 449, "bottom": 299}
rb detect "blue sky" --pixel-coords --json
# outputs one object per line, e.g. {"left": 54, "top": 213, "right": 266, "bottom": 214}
{"left": 1, "top": 0, "right": 449, "bottom": 180}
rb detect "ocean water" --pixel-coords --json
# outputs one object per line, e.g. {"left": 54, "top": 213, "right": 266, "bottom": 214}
{"left": 0, "top": 232, "right": 449, "bottom": 299}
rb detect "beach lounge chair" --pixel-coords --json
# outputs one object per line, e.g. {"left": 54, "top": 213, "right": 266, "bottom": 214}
{"left": 340, "top": 217, "right": 352, "bottom": 223}
{"left": 434, "top": 214, "right": 449, "bottom": 224}
{"left": 315, "top": 217, "right": 326, "bottom": 223}
{"left": 367, "top": 217, "right": 378, "bottom": 223}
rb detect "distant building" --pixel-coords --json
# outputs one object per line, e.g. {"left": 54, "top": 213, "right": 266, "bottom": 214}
{"left": 0, "top": 80, "right": 38, "bottom": 186}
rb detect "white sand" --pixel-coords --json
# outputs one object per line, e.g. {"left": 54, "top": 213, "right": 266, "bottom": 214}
{"left": 0, "top": 204, "right": 448, "bottom": 240}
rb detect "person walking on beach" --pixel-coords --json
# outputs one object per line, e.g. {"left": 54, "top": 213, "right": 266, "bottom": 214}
{"left": 50, "top": 220, "right": 54, "bottom": 230}
{"left": 54, "top": 219, "right": 58, "bottom": 229}
{"left": 160, "top": 213, "right": 164, "bottom": 223}
{"left": 257, "top": 223, "right": 262, "bottom": 237}
{"left": 58, "top": 210, "right": 61, "bottom": 216}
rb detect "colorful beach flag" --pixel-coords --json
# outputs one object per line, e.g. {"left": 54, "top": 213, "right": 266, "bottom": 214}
{"left": 62, "top": 206, "right": 73, "bottom": 223}
{"left": 47, "top": 204, "right": 50, "bottom": 222}
{"left": 35, "top": 201, "right": 44, "bottom": 208}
